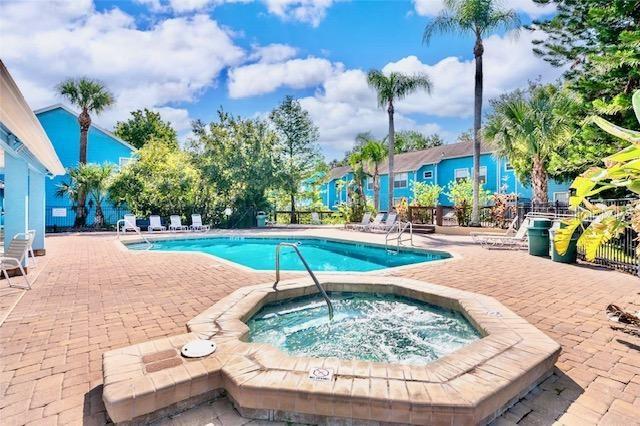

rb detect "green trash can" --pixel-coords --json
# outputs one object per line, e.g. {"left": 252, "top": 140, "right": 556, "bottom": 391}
{"left": 256, "top": 211, "right": 267, "bottom": 227}
{"left": 549, "top": 225, "right": 579, "bottom": 264}
{"left": 528, "top": 218, "right": 552, "bottom": 257}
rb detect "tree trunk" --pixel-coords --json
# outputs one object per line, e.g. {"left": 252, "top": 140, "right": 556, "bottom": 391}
{"left": 532, "top": 156, "right": 548, "bottom": 205}
{"left": 387, "top": 102, "right": 395, "bottom": 212}
{"left": 373, "top": 164, "right": 380, "bottom": 211}
{"left": 75, "top": 109, "right": 91, "bottom": 228}
{"left": 469, "top": 36, "right": 484, "bottom": 227}
{"left": 94, "top": 200, "right": 104, "bottom": 228}
{"left": 290, "top": 193, "right": 297, "bottom": 224}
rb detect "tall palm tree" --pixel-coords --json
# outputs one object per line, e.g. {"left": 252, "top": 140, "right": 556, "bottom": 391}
{"left": 484, "top": 84, "right": 573, "bottom": 204}
{"left": 57, "top": 78, "right": 114, "bottom": 227}
{"left": 423, "top": 0, "right": 520, "bottom": 225}
{"left": 356, "top": 132, "right": 387, "bottom": 211}
{"left": 366, "top": 71, "right": 431, "bottom": 211}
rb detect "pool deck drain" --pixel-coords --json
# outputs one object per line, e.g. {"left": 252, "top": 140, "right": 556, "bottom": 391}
{"left": 102, "top": 275, "right": 560, "bottom": 425}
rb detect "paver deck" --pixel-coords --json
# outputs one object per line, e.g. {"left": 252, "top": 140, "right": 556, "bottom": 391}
{"left": 0, "top": 229, "right": 638, "bottom": 425}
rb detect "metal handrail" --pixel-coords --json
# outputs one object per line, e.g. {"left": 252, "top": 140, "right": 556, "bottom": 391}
{"left": 116, "top": 218, "right": 153, "bottom": 249}
{"left": 385, "top": 221, "right": 413, "bottom": 252}
{"left": 273, "top": 242, "right": 334, "bottom": 320}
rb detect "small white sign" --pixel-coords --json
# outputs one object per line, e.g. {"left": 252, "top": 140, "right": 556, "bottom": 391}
{"left": 52, "top": 208, "right": 67, "bottom": 217}
{"left": 308, "top": 367, "right": 333, "bottom": 381}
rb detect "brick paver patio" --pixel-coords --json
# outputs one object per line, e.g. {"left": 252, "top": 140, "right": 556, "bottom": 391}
{"left": 0, "top": 229, "right": 638, "bottom": 425}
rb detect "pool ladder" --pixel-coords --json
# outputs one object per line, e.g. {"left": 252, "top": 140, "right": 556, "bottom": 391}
{"left": 273, "top": 242, "right": 334, "bottom": 320}
{"left": 385, "top": 221, "right": 413, "bottom": 253}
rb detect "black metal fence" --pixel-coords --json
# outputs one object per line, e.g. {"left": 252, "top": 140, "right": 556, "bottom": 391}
{"left": 46, "top": 205, "right": 129, "bottom": 232}
{"left": 521, "top": 199, "right": 638, "bottom": 275}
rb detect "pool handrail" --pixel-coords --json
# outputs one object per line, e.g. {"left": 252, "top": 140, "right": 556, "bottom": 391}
{"left": 272, "top": 242, "right": 334, "bottom": 320}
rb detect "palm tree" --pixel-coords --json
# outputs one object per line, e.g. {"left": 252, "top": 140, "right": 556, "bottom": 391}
{"left": 56, "top": 163, "right": 115, "bottom": 228}
{"left": 356, "top": 132, "right": 387, "bottom": 211}
{"left": 57, "top": 78, "right": 114, "bottom": 227}
{"left": 484, "top": 84, "right": 573, "bottom": 204}
{"left": 423, "top": 0, "right": 520, "bottom": 225}
{"left": 348, "top": 149, "right": 367, "bottom": 207}
{"left": 366, "top": 71, "right": 431, "bottom": 211}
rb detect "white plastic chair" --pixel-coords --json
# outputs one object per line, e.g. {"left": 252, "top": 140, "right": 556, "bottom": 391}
{"left": 355, "top": 213, "right": 383, "bottom": 231}
{"left": 122, "top": 214, "right": 140, "bottom": 233}
{"left": 370, "top": 213, "right": 397, "bottom": 232}
{"left": 472, "top": 217, "right": 531, "bottom": 250}
{"left": 26, "top": 229, "right": 36, "bottom": 267}
{"left": 148, "top": 215, "right": 166, "bottom": 232}
{"left": 1, "top": 234, "right": 32, "bottom": 289}
{"left": 346, "top": 212, "right": 372, "bottom": 230}
{"left": 310, "top": 212, "right": 322, "bottom": 225}
{"left": 190, "top": 214, "right": 210, "bottom": 232}
{"left": 169, "top": 215, "right": 188, "bottom": 232}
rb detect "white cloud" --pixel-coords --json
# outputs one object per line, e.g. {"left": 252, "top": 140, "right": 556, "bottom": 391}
{"left": 0, "top": 1, "right": 244, "bottom": 133}
{"left": 262, "top": 0, "right": 335, "bottom": 27}
{"left": 414, "top": 0, "right": 556, "bottom": 19}
{"left": 228, "top": 57, "right": 343, "bottom": 98}
{"left": 249, "top": 43, "right": 298, "bottom": 63}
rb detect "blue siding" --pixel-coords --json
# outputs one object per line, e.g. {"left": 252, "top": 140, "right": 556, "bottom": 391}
{"left": 322, "top": 151, "right": 571, "bottom": 211}
{"left": 36, "top": 107, "right": 135, "bottom": 225}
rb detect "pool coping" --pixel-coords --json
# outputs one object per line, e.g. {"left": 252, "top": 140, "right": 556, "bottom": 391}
{"left": 102, "top": 275, "right": 560, "bottom": 425}
{"left": 117, "top": 233, "right": 459, "bottom": 275}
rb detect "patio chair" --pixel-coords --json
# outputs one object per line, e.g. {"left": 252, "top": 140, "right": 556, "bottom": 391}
{"left": 26, "top": 229, "right": 37, "bottom": 267}
{"left": 148, "top": 215, "right": 166, "bottom": 232}
{"left": 471, "top": 217, "right": 531, "bottom": 250}
{"left": 1, "top": 234, "right": 32, "bottom": 289}
{"left": 346, "top": 212, "right": 372, "bottom": 230}
{"left": 169, "top": 215, "right": 189, "bottom": 232}
{"left": 310, "top": 212, "right": 322, "bottom": 225}
{"left": 190, "top": 214, "right": 210, "bottom": 232}
{"left": 369, "top": 213, "right": 397, "bottom": 232}
{"left": 120, "top": 214, "right": 140, "bottom": 233}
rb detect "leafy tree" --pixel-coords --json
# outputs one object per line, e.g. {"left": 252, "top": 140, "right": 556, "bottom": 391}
{"left": 413, "top": 182, "right": 442, "bottom": 207}
{"left": 424, "top": 0, "right": 520, "bottom": 225}
{"left": 366, "top": 70, "right": 432, "bottom": 211}
{"left": 348, "top": 149, "right": 368, "bottom": 213}
{"left": 530, "top": 0, "right": 640, "bottom": 175}
{"left": 114, "top": 108, "right": 178, "bottom": 149}
{"left": 357, "top": 133, "right": 387, "bottom": 210}
{"left": 110, "top": 139, "right": 205, "bottom": 219}
{"left": 554, "top": 90, "right": 640, "bottom": 261}
{"left": 445, "top": 178, "right": 491, "bottom": 226}
{"left": 56, "top": 163, "right": 114, "bottom": 228}
{"left": 456, "top": 129, "right": 474, "bottom": 144}
{"left": 190, "top": 111, "right": 278, "bottom": 226}
{"left": 57, "top": 77, "right": 114, "bottom": 227}
{"left": 270, "top": 96, "right": 321, "bottom": 224}
{"left": 485, "top": 84, "right": 574, "bottom": 204}
{"left": 395, "top": 130, "right": 443, "bottom": 153}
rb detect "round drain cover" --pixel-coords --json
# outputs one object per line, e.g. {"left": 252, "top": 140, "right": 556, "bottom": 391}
{"left": 181, "top": 339, "right": 216, "bottom": 358}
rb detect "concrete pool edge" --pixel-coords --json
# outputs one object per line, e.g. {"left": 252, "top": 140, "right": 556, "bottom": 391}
{"left": 102, "top": 275, "right": 560, "bottom": 425}
{"left": 118, "top": 233, "right": 459, "bottom": 274}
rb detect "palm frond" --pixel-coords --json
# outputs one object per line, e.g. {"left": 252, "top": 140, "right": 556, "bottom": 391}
{"left": 57, "top": 77, "right": 114, "bottom": 113}
{"left": 423, "top": 14, "right": 460, "bottom": 44}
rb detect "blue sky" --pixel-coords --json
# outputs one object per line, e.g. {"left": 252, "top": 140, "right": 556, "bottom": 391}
{"left": 0, "top": 0, "right": 561, "bottom": 160}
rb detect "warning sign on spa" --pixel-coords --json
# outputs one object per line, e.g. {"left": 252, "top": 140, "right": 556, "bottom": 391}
{"left": 308, "top": 367, "right": 334, "bottom": 381}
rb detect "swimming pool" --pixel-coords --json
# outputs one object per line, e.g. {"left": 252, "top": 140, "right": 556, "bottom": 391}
{"left": 127, "top": 236, "right": 451, "bottom": 272}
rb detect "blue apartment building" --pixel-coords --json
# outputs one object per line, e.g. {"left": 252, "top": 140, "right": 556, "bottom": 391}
{"left": 321, "top": 142, "right": 570, "bottom": 211}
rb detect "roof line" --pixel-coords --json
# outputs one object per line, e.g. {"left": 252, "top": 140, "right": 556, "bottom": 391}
{"left": 34, "top": 104, "right": 136, "bottom": 151}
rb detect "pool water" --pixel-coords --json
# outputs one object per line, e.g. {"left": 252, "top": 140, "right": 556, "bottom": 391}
{"left": 128, "top": 237, "right": 450, "bottom": 272}
{"left": 247, "top": 292, "right": 481, "bottom": 364}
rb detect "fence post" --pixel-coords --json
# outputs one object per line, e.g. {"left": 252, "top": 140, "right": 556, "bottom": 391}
{"left": 435, "top": 206, "right": 443, "bottom": 226}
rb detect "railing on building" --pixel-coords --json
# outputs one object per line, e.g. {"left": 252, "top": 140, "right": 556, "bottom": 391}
{"left": 272, "top": 210, "right": 335, "bottom": 224}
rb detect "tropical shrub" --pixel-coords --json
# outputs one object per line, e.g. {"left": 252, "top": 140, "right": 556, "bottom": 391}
{"left": 490, "top": 193, "right": 517, "bottom": 229}
{"left": 554, "top": 90, "right": 640, "bottom": 260}
{"left": 445, "top": 179, "right": 491, "bottom": 226}
{"left": 413, "top": 182, "right": 442, "bottom": 207}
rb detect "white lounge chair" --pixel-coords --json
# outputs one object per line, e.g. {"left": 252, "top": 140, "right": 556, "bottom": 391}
{"left": 26, "top": 229, "right": 36, "bottom": 267}
{"left": 355, "top": 213, "right": 383, "bottom": 231}
{"left": 148, "top": 215, "right": 166, "bottom": 232}
{"left": 120, "top": 214, "right": 140, "bottom": 233}
{"left": 310, "top": 212, "right": 322, "bottom": 225}
{"left": 190, "top": 214, "right": 210, "bottom": 232}
{"left": 471, "top": 217, "right": 531, "bottom": 249}
{"left": 1, "top": 234, "right": 32, "bottom": 289}
{"left": 369, "top": 213, "right": 397, "bottom": 232}
{"left": 169, "top": 215, "right": 188, "bottom": 232}
{"left": 346, "top": 212, "right": 372, "bottom": 230}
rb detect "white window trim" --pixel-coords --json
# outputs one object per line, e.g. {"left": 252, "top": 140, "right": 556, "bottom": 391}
{"left": 553, "top": 192, "right": 569, "bottom": 203}
{"left": 454, "top": 168, "right": 470, "bottom": 181}
{"left": 366, "top": 177, "right": 374, "bottom": 191}
{"left": 393, "top": 173, "right": 408, "bottom": 189}
{"left": 423, "top": 170, "right": 433, "bottom": 179}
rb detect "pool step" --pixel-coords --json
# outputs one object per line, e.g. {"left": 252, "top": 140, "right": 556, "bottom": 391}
{"left": 412, "top": 224, "right": 436, "bottom": 234}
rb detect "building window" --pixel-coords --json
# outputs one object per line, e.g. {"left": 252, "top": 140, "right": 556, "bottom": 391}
{"left": 454, "top": 168, "right": 469, "bottom": 183}
{"left": 505, "top": 161, "right": 514, "bottom": 171}
{"left": 476, "top": 166, "right": 487, "bottom": 184}
{"left": 553, "top": 192, "right": 569, "bottom": 204}
{"left": 393, "top": 172, "right": 408, "bottom": 189}
{"left": 119, "top": 157, "right": 134, "bottom": 168}
{"left": 423, "top": 170, "right": 433, "bottom": 179}
{"left": 366, "top": 177, "right": 374, "bottom": 191}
